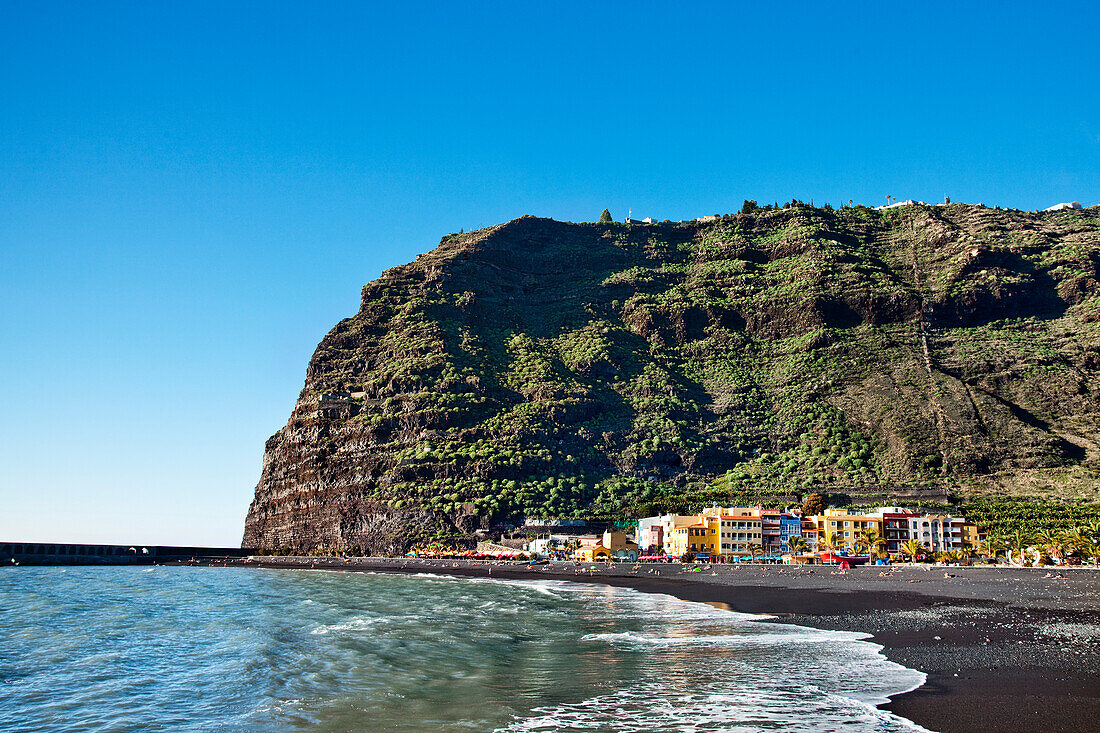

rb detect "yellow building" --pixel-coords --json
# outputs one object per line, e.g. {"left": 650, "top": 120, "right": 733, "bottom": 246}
{"left": 666, "top": 521, "right": 715, "bottom": 556}
{"left": 573, "top": 530, "right": 639, "bottom": 562}
{"left": 664, "top": 507, "right": 763, "bottom": 557}
{"left": 705, "top": 506, "right": 762, "bottom": 556}
{"left": 961, "top": 522, "right": 980, "bottom": 547}
{"left": 813, "top": 509, "right": 883, "bottom": 551}
{"left": 652, "top": 514, "right": 702, "bottom": 555}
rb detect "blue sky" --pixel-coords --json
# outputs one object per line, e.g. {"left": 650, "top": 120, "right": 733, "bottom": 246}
{"left": 2, "top": 1, "right": 1097, "bottom": 546}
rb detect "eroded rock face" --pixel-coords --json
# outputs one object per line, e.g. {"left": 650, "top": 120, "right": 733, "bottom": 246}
{"left": 244, "top": 206, "right": 1100, "bottom": 552}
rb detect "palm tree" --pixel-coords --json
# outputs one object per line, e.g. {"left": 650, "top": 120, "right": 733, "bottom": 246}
{"left": 900, "top": 538, "right": 926, "bottom": 563}
{"left": 1067, "top": 526, "right": 1094, "bottom": 561}
{"left": 818, "top": 532, "right": 840, "bottom": 553}
{"left": 786, "top": 536, "right": 809, "bottom": 557}
{"left": 1079, "top": 538, "right": 1100, "bottom": 566}
{"left": 1007, "top": 529, "right": 1034, "bottom": 566}
{"left": 1036, "top": 529, "right": 1069, "bottom": 565}
{"left": 747, "top": 543, "right": 765, "bottom": 563}
{"left": 856, "top": 528, "right": 886, "bottom": 561}
{"left": 983, "top": 535, "right": 1008, "bottom": 564}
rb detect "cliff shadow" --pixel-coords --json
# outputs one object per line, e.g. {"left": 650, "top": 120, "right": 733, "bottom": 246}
{"left": 932, "top": 251, "right": 1068, "bottom": 328}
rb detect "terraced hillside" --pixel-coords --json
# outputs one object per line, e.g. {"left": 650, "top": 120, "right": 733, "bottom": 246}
{"left": 243, "top": 203, "right": 1100, "bottom": 553}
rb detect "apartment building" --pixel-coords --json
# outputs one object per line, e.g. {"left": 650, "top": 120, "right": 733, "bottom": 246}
{"left": 812, "top": 509, "right": 883, "bottom": 551}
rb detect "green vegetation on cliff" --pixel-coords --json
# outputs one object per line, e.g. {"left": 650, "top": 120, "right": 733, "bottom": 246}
{"left": 244, "top": 203, "right": 1100, "bottom": 552}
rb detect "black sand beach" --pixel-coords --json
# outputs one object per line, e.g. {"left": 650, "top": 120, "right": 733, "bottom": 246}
{"left": 239, "top": 557, "right": 1099, "bottom": 733}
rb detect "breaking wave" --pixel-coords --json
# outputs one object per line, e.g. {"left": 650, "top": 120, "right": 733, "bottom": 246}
{"left": 0, "top": 567, "right": 928, "bottom": 733}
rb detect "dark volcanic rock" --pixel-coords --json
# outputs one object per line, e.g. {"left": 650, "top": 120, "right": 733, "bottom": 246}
{"left": 243, "top": 205, "right": 1100, "bottom": 553}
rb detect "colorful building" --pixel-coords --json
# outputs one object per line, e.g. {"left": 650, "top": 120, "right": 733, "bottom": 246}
{"left": 879, "top": 508, "right": 920, "bottom": 553}
{"left": 811, "top": 509, "right": 883, "bottom": 552}
{"left": 666, "top": 520, "right": 715, "bottom": 557}
{"left": 649, "top": 514, "right": 703, "bottom": 555}
{"left": 800, "top": 517, "right": 819, "bottom": 550}
{"left": 761, "top": 510, "right": 804, "bottom": 554}
{"left": 661, "top": 507, "right": 765, "bottom": 558}
{"left": 961, "top": 522, "right": 980, "bottom": 547}
{"left": 573, "top": 530, "right": 639, "bottom": 562}
{"left": 907, "top": 514, "right": 974, "bottom": 552}
{"left": 639, "top": 505, "right": 979, "bottom": 562}
{"left": 640, "top": 523, "right": 664, "bottom": 555}
{"left": 705, "top": 506, "right": 763, "bottom": 557}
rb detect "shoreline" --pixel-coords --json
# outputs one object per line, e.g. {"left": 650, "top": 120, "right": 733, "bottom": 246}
{"left": 236, "top": 556, "right": 1100, "bottom": 733}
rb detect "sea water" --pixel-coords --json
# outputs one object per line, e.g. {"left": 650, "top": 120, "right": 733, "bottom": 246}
{"left": 0, "top": 567, "right": 929, "bottom": 732}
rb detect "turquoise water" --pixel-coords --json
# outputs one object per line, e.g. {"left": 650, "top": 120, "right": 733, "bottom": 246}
{"left": 0, "top": 567, "right": 928, "bottom": 731}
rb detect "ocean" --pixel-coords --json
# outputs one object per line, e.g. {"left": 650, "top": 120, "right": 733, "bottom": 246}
{"left": 0, "top": 566, "right": 929, "bottom": 732}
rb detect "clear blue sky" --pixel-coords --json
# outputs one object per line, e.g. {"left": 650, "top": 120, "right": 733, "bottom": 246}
{"left": 2, "top": 1, "right": 1097, "bottom": 546}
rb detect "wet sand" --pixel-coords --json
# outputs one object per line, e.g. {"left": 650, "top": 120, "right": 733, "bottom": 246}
{"left": 241, "top": 556, "right": 1100, "bottom": 733}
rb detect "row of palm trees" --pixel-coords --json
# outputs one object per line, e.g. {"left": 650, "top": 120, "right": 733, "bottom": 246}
{"left": 975, "top": 522, "right": 1100, "bottom": 566}
{"left": 741, "top": 531, "right": 886, "bottom": 563}
{"left": 745, "top": 520, "right": 1100, "bottom": 565}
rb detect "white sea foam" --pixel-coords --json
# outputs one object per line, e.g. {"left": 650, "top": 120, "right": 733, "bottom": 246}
{"left": 1, "top": 566, "right": 933, "bottom": 733}
{"left": 310, "top": 616, "right": 390, "bottom": 635}
{"left": 580, "top": 628, "right": 872, "bottom": 648}
{"left": 487, "top": 577, "right": 929, "bottom": 732}
{"left": 499, "top": 678, "right": 933, "bottom": 733}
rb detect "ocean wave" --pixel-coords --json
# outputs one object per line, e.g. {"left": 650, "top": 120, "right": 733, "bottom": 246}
{"left": 486, "top": 576, "right": 927, "bottom": 728}
{"left": 499, "top": 679, "right": 932, "bottom": 733}
{"left": 580, "top": 628, "right": 871, "bottom": 649}
{"left": 1, "top": 566, "right": 931, "bottom": 733}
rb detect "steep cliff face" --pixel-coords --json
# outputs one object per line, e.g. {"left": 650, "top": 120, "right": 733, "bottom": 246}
{"left": 243, "top": 204, "right": 1100, "bottom": 552}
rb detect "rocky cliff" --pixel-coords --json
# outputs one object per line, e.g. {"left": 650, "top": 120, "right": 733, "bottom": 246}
{"left": 243, "top": 204, "right": 1100, "bottom": 553}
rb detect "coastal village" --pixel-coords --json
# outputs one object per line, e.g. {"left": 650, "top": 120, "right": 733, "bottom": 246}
{"left": 522, "top": 505, "right": 981, "bottom": 566}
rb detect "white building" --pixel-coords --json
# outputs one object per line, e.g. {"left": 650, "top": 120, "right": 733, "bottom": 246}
{"left": 907, "top": 514, "right": 969, "bottom": 552}
{"left": 527, "top": 534, "right": 572, "bottom": 558}
{"left": 1044, "top": 201, "right": 1082, "bottom": 211}
{"left": 876, "top": 199, "right": 921, "bottom": 210}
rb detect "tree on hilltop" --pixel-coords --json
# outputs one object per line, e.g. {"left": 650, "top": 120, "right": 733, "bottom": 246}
{"left": 599, "top": 208, "right": 613, "bottom": 223}
{"left": 740, "top": 200, "right": 759, "bottom": 214}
